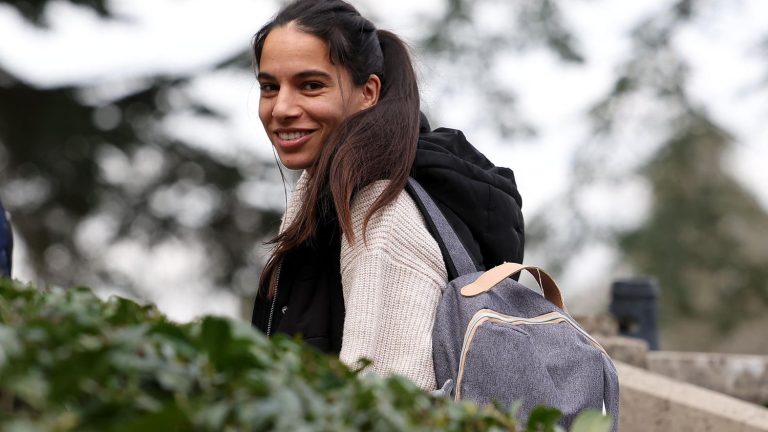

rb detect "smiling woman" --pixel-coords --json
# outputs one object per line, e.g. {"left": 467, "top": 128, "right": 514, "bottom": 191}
{"left": 249, "top": 0, "right": 443, "bottom": 390}
{"left": 248, "top": 0, "right": 524, "bottom": 393}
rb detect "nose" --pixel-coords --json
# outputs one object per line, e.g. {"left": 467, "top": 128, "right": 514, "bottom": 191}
{"left": 271, "top": 88, "right": 301, "bottom": 121}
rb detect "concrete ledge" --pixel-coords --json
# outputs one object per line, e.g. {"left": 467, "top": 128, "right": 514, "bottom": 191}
{"left": 597, "top": 335, "right": 648, "bottom": 368}
{"left": 647, "top": 351, "right": 768, "bottom": 405}
{"left": 573, "top": 314, "right": 619, "bottom": 337}
{"left": 617, "top": 361, "right": 768, "bottom": 432}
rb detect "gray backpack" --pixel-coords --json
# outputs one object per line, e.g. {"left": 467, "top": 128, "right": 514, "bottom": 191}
{"left": 407, "top": 179, "right": 620, "bottom": 431}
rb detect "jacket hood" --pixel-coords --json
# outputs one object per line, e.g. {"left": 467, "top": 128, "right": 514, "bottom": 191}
{"left": 411, "top": 115, "right": 524, "bottom": 277}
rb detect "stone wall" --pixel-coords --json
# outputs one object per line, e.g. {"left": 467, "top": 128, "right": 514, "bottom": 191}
{"left": 617, "top": 361, "right": 768, "bottom": 432}
{"left": 575, "top": 313, "right": 768, "bottom": 430}
{"left": 577, "top": 314, "right": 768, "bottom": 405}
{"left": 647, "top": 351, "right": 768, "bottom": 406}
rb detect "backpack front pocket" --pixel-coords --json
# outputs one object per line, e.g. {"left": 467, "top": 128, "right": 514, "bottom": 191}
{"left": 455, "top": 309, "right": 607, "bottom": 418}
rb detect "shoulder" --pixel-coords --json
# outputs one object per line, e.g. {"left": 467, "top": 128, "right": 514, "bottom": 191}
{"left": 342, "top": 180, "right": 444, "bottom": 276}
{"left": 348, "top": 181, "right": 422, "bottom": 233}
{"left": 347, "top": 180, "right": 427, "bottom": 247}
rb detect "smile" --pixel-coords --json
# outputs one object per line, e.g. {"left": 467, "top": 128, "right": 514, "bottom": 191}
{"left": 277, "top": 131, "right": 313, "bottom": 140}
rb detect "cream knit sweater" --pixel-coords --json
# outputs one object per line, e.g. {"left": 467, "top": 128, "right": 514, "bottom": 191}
{"left": 281, "top": 174, "right": 447, "bottom": 390}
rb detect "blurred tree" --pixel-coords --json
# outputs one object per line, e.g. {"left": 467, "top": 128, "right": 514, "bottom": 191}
{"left": 0, "top": 0, "right": 282, "bottom": 312}
{"left": 595, "top": 0, "right": 768, "bottom": 333}
{"left": 4, "top": 0, "right": 109, "bottom": 23}
{"left": 528, "top": 0, "right": 768, "bottom": 347}
{"left": 2, "top": 0, "right": 767, "bottom": 348}
{"left": 0, "top": 0, "right": 582, "bottom": 317}
{"left": 416, "top": 0, "right": 583, "bottom": 138}
{"left": 621, "top": 114, "right": 768, "bottom": 330}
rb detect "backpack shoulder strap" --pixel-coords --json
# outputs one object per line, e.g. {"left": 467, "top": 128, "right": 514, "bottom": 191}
{"left": 406, "top": 178, "right": 477, "bottom": 278}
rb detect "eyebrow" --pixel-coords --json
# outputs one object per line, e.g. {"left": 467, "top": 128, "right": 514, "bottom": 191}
{"left": 258, "top": 69, "right": 333, "bottom": 81}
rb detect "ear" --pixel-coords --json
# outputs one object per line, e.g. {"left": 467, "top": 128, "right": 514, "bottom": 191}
{"left": 357, "top": 74, "right": 381, "bottom": 110}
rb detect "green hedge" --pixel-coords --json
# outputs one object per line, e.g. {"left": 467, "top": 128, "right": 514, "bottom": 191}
{"left": 0, "top": 279, "right": 610, "bottom": 431}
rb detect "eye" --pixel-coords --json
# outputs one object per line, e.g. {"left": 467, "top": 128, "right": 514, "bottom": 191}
{"left": 259, "top": 82, "right": 278, "bottom": 94}
{"left": 302, "top": 81, "right": 325, "bottom": 91}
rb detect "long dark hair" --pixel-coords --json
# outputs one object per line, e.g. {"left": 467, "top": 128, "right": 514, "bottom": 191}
{"left": 254, "top": 0, "right": 420, "bottom": 297}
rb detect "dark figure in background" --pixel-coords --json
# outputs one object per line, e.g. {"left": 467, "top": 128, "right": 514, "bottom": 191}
{"left": 0, "top": 200, "right": 12, "bottom": 277}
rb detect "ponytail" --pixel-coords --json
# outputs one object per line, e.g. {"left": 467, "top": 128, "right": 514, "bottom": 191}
{"left": 328, "top": 30, "right": 420, "bottom": 237}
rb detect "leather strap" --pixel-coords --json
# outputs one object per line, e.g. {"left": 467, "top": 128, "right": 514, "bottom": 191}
{"left": 460, "top": 262, "right": 566, "bottom": 310}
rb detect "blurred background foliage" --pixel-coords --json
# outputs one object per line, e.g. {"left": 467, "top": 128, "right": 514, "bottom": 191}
{"left": 1, "top": 0, "right": 767, "bottom": 353}
{"left": 0, "top": 0, "right": 285, "bottom": 317}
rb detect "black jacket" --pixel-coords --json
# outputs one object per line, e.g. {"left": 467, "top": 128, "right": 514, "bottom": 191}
{"left": 410, "top": 115, "right": 524, "bottom": 279}
{"left": 251, "top": 116, "right": 524, "bottom": 353}
{"left": 251, "top": 208, "right": 345, "bottom": 354}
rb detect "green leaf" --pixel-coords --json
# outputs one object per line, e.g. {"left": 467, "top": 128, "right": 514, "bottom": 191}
{"left": 508, "top": 399, "right": 523, "bottom": 421}
{"left": 194, "top": 401, "right": 231, "bottom": 430}
{"left": 8, "top": 371, "right": 50, "bottom": 409}
{"left": 526, "top": 406, "right": 562, "bottom": 432}
{"left": 569, "top": 410, "right": 612, "bottom": 432}
{"left": 3, "top": 419, "right": 46, "bottom": 432}
{"left": 0, "top": 326, "right": 21, "bottom": 367}
{"left": 198, "top": 316, "right": 232, "bottom": 367}
{"left": 109, "top": 404, "right": 190, "bottom": 432}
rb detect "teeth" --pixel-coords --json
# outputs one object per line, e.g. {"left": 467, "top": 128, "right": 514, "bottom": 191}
{"left": 277, "top": 131, "right": 311, "bottom": 140}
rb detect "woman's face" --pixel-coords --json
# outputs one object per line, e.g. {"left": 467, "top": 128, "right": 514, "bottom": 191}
{"left": 258, "top": 24, "right": 380, "bottom": 171}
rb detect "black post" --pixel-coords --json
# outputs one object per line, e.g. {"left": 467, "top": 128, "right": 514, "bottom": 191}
{"left": 1, "top": 200, "right": 12, "bottom": 278}
{"left": 609, "top": 278, "right": 659, "bottom": 350}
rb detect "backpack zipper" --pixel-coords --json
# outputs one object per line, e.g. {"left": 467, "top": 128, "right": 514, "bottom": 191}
{"left": 266, "top": 264, "right": 282, "bottom": 337}
{"left": 455, "top": 309, "right": 607, "bottom": 400}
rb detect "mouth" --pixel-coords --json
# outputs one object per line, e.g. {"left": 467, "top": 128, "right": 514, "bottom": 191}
{"left": 273, "top": 129, "right": 315, "bottom": 148}
{"left": 277, "top": 130, "right": 312, "bottom": 140}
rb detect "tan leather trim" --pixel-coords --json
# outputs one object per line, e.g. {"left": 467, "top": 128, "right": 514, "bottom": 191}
{"left": 460, "top": 262, "right": 566, "bottom": 310}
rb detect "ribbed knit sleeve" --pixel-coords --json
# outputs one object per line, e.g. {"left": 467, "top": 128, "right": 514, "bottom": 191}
{"left": 280, "top": 173, "right": 308, "bottom": 232}
{"left": 339, "top": 181, "right": 448, "bottom": 391}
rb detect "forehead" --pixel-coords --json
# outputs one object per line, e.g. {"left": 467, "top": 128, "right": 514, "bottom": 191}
{"left": 259, "top": 24, "right": 334, "bottom": 75}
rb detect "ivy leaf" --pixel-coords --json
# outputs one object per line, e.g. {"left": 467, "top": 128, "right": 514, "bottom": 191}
{"left": 198, "top": 316, "right": 232, "bottom": 368}
{"left": 110, "top": 404, "right": 190, "bottom": 432}
{"left": 0, "top": 326, "right": 21, "bottom": 366}
{"left": 526, "top": 406, "right": 562, "bottom": 432}
{"left": 569, "top": 410, "right": 612, "bottom": 432}
{"left": 508, "top": 399, "right": 523, "bottom": 421}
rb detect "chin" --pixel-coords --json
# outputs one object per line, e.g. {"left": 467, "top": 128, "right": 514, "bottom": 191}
{"left": 279, "top": 156, "right": 315, "bottom": 171}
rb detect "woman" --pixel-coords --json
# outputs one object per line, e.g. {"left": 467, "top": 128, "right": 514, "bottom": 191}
{"left": 250, "top": 0, "right": 447, "bottom": 390}
{"left": 250, "top": 0, "right": 526, "bottom": 392}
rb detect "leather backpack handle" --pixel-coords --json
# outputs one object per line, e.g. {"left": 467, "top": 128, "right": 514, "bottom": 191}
{"left": 460, "top": 262, "right": 566, "bottom": 310}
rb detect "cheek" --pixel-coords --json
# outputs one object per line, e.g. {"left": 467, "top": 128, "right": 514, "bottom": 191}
{"left": 258, "top": 100, "right": 272, "bottom": 127}
{"left": 315, "top": 99, "right": 351, "bottom": 126}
